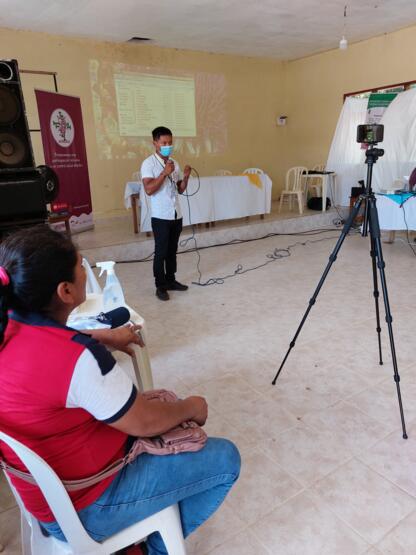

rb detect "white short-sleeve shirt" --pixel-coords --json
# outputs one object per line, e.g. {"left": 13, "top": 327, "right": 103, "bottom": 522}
{"left": 141, "top": 153, "right": 183, "bottom": 220}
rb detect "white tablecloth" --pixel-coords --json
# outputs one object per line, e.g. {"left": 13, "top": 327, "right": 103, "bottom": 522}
{"left": 124, "top": 181, "right": 141, "bottom": 209}
{"left": 138, "top": 174, "right": 272, "bottom": 232}
{"left": 375, "top": 194, "right": 416, "bottom": 230}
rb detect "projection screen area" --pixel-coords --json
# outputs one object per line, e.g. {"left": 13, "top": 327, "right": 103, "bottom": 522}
{"left": 89, "top": 60, "right": 227, "bottom": 160}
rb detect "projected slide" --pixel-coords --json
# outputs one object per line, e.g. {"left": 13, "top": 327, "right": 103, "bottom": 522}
{"left": 114, "top": 73, "right": 196, "bottom": 137}
{"left": 90, "top": 60, "right": 227, "bottom": 161}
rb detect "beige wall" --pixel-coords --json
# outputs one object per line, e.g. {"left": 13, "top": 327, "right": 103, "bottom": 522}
{"left": 0, "top": 27, "right": 285, "bottom": 217}
{"left": 283, "top": 25, "right": 416, "bottom": 174}
{"left": 1, "top": 23, "right": 415, "bottom": 216}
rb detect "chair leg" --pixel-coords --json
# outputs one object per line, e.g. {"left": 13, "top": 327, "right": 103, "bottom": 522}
{"left": 20, "top": 513, "right": 32, "bottom": 555}
{"left": 132, "top": 196, "right": 139, "bottom": 234}
{"left": 158, "top": 505, "right": 187, "bottom": 555}
{"left": 297, "top": 192, "right": 303, "bottom": 215}
{"left": 279, "top": 193, "right": 284, "bottom": 213}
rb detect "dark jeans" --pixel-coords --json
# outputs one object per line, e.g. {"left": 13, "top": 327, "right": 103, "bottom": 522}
{"left": 151, "top": 217, "right": 183, "bottom": 288}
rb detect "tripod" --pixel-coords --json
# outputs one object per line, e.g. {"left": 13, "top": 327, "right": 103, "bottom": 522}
{"left": 272, "top": 145, "right": 408, "bottom": 439}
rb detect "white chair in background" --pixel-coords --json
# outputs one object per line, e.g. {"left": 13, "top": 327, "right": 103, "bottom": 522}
{"left": 279, "top": 166, "right": 308, "bottom": 215}
{"left": 0, "top": 431, "right": 187, "bottom": 555}
{"left": 307, "top": 164, "right": 326, "bottom": 198}
{"left": 214, "top": 169, "right": 232, "bottom": 176}
{"left": 124, "top": 172, "right": 143, "bottom": 234}
{"left": 242, "top": 168, "right": 264, "bottom": 175}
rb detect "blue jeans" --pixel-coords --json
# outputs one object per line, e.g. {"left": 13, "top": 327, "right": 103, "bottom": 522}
{"left": 41, "top": 438, "right": 240, "bottom": 554}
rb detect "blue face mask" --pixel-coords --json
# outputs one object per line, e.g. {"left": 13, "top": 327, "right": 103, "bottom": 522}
{"left": 160, "top": 145, "right": 173, "bottom": 157}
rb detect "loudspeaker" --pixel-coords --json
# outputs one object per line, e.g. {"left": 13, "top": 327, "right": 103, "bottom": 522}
{"left": 0, "top": 169, "right": 47, "bottom": 230}
{"left": 0, "top": 59, "right": 35, "bottom": 170}
{"left": 37, "top": 165, "right": 59, "bottom": 203}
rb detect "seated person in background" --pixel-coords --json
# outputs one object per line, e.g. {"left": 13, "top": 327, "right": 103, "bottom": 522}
{"left": 409, "top": 167, "right": 416, "bottom": 191}
{"left": 0, "top": 226, "right": 240, "bottom": 555}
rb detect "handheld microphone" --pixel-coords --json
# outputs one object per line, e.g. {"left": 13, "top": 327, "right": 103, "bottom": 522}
{"left": 97, "top": 307, "right": 131, "bottom": 328}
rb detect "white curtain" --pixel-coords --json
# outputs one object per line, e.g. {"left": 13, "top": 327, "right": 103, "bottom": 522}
{"left": 373, "top": 88, "right": 416, "bottom": 191}
{"left": 326, "top": 97, "right": 368, "bottom": 206}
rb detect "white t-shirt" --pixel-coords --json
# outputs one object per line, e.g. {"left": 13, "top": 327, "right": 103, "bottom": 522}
{"left": 141, "top": 153, "right": 183, "bottom": 220}
{"left": 66, "top": 348, "right": 135, "bottom": 422}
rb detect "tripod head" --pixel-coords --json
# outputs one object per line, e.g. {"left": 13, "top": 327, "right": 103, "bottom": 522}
{"left": 365, "top": 145, "right": 384, "bottom": 166}
{"left": 356, "top": 124, "right": 385, "bottom": 195}
{"left": 356, "top": 124, "right": 385, "bottom": 235}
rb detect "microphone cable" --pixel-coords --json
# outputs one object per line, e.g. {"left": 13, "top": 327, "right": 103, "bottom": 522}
{"left": 178, "top": 166, "right": 203, "bottom": 282}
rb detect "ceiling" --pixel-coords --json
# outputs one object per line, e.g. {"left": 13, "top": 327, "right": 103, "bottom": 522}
{"left": 2, "top": 0, "right": 416, "bottom": 60}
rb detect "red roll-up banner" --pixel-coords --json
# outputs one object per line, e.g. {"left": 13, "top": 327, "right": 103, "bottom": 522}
{"left": 35, "top": 90, "right": 93, "bottom": 232}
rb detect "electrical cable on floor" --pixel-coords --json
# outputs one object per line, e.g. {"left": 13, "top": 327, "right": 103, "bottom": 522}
{"left": 191, "top": 235, "right": 341, "bottom": 286}
{"left": 102, "top": 170, "right": 367, "bottom": 284}
{"left": 111, "top": 227, "right": 348, "bottom": 267}
{"left": 178, "top": 167, "right": 203, "bottom": 282}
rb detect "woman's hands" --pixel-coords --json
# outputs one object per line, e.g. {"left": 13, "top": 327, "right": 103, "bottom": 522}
{"left": 88, "top": 324, "right": 144, "bottom": 356}
{"left": 186, "top": 396, "right": 208, "bottom": 426}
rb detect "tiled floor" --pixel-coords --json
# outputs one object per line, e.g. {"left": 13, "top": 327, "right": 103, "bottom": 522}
{"left": 1, "top": 226, "right": 416, "bottom": 554}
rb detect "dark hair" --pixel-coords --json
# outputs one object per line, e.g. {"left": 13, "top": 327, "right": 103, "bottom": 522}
{"left": 152, "top": 126, "right": 172, "bottom": 141}
{"left": 0, "top": 226, "right": 78, "bottom": 344}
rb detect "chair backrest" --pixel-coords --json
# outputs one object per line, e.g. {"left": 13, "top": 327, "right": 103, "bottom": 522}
{"left": 214, "top": 169, "right": 232, "bottom": 176}
{"left": 242, "top": 168, "right": 264, "bottom": 175}
{"left": 82, "top": 258, "right": 102, "bottom": 295}
{"left": 285, "top": 166, "right": 308, "bottom": 192}
{"left": 0, "top": 431, "right": 99, "bottom": 553}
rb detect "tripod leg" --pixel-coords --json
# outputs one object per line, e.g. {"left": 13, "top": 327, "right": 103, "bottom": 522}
{"left": 272, "top": 197, "right": 363, "bottom": 384}
{"left": 369, "top": 232, "right": 383, "bottom": 365}
{"left": 368, "top": 198, "right": 408, "bottom": 439}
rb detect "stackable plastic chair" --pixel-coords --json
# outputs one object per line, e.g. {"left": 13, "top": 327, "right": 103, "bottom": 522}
{"left": 0, "top": 431, "right": 186, "bottom": 555}
{"left": 279, "top": 166, "right": 308, "bottom": 214}
{"left": 242, "top": 168, "right": 264, "bottom": 175}
{"left": 307, "top": 164, "right": 326, "bottom": 197}
{"left": 214, "top": 169, "right": 232, "bottom": 176}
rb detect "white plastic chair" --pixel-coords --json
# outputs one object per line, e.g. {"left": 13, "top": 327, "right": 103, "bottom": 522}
{"left": 213, "top": 169, "right": 232, "bottom": 176}
{"left": 81, "top": 259, "right": 102, "bottom": 295}
{"left": 0, "top": 431, "right": 186, "bottom": 555}
{"left": 242, "top": 168, "right": 264, "bottom": 175}
{"left": 307, "top": 164, "right": 325, "bottom": 197}
{"left": 279, "top": 166, "right": 308, "bottom": 215}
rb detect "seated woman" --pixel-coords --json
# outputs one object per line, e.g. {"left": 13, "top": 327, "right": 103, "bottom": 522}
{"left": 0, "top": 226, "right": 240, "bottom": 555}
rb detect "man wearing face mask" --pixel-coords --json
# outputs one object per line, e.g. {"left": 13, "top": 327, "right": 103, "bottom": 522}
{"left": 141, "top": 126, "right": 191, "bottom": 301}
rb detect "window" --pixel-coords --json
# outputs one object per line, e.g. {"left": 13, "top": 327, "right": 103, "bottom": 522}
{"left": 344, "top": 80, "right": 416, "bottom": 100}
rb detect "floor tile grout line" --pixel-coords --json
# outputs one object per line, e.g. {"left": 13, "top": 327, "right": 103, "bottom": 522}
{"left": 357, "top": 455, "right": 416, "bottom": 502}
{"left": 310, "top": 456, "right": 416, "bottom": 547}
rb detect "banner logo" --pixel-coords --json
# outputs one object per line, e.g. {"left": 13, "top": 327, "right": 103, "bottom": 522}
{"left": 50, "top": 109, "right": 74, "bottom": 147}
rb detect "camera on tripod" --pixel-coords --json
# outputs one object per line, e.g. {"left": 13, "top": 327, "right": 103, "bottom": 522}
{"left": 357, "top": 124, "right": 384, "bottom": 163}
{"left": 357, "top": 124, "right": 384, "bottom": 144}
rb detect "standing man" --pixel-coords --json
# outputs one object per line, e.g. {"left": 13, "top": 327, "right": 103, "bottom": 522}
{"left": 141, "top": 126, "right": 191, "bottom": 301}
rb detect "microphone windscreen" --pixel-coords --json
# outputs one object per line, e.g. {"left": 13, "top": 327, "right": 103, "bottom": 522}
{"left": 102, "top": 307, "right": 131, "bottom": 328}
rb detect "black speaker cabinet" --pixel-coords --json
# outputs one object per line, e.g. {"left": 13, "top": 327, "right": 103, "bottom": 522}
{"left": 0, "top": 59, "right": 35, "bottom": 170}
{"left": 0, "top": 169, "right": 47, "bottom": 230}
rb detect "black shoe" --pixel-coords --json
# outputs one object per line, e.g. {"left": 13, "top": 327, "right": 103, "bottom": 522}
{"left": 165, "top": 281, "right": 188, "bottom": 291}
{"left": 156, "top": 287, "right": 169, "bottom": 301}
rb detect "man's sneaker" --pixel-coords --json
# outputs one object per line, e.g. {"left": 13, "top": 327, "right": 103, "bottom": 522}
{"left": 156, "top": 287, "right": 169, "bottom": 301}
{"left": 166, "top": 281, "right": 188, "bottom": 291}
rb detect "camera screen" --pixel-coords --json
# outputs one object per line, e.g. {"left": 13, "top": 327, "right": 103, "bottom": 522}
{"left": 357, "top": 124, "right": 384, "bottom": 144}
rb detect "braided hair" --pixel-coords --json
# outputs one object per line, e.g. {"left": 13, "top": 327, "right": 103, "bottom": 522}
{"left": 0, "top": 226, "right": 78, "bottom": 344}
